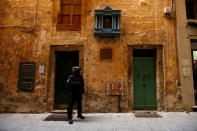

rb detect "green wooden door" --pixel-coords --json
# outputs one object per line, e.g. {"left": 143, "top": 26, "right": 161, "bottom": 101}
{"left": 133, "top": 57, "right": 156, "bottom": 110}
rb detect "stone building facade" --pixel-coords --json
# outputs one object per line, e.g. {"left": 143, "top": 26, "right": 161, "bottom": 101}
{"left": 175, "top": 0, "right": 197, "bottom": 111}
{"left": 0, "top": 0, "right": 195, "bottom": 113}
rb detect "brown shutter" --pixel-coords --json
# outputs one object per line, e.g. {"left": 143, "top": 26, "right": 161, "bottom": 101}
{"left": 73, "top": 4, "right": 81, "bottom": 25}
{"left": 61, "top": 2, "right": 71, "bottom": 25}
{"left": 57, "top": 0, "right": 81, "bottom": 31}
{"left": 72, "top": 0, "right": 81, "bottom": 4}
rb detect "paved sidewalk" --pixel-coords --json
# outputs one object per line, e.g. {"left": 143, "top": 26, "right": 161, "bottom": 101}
{"left": 0, "top": 112, "right": 197, "bottom": 131}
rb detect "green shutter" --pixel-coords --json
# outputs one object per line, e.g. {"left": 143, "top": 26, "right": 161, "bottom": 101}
{"left": 18, "top": 62, "right": 36, "bottom": 92}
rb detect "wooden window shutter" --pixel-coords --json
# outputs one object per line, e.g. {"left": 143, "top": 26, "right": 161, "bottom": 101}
{"left": 18, "top": 62, "right": 36, "bottom": 92}
{"left": 57, "top": 0, "right": 81, "bottom": 31}
{"left": 73, "top": 0, "right": 81, "bottom": 25}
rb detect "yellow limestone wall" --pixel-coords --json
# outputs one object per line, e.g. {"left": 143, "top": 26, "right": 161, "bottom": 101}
{"left": 0, "top": 0, "right": 184, "bottom": 112}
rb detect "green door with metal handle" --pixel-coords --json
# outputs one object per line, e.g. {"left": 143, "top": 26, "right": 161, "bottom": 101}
{"left": 133, "top": 57, "right": 156, "bottom": 110}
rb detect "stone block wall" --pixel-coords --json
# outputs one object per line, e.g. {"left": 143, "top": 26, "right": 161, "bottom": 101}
{"left": 0, "top": 0, "right": 185, "bottom": 113}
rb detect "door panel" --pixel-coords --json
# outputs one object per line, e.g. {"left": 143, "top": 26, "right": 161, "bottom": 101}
{"left": 133, "top": 58, "right": 144, "bottom": 109}
{"left": 133, "top": 57, "right": 156, "bottom": 110}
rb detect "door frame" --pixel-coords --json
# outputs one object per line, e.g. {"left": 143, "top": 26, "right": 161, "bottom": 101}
{"left": 128, "top": 45, "right": 164, "bottom": 111}
{"left": 46, "top": 45, "right": 84, "bottom": 111}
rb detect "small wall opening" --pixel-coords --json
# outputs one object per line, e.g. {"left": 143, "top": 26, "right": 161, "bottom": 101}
{"left": 54, "top": 51, "right": 79, "bottom": 109}
{"left": 133, "top": 49, "right": 157, "bottom": 110}
{"left": 133, "top": 49, "right": 156, "bottom": 57}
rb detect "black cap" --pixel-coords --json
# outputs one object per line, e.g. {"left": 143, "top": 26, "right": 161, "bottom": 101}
{"left": 72, "top": 66, "right": 80, "bottom": 71}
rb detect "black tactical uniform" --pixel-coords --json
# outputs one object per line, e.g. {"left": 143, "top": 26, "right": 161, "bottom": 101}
{"left": 66, "top": 66, "right": 85, "bottom": 124}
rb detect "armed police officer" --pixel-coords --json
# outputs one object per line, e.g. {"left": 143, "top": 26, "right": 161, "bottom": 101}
{"left": 66, "top": 66, "right": 85, "bottom": 124}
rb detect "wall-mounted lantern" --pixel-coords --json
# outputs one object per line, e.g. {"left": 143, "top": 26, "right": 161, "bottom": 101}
{"left": 94, "top": 6, "right": 121, "bottom": 38}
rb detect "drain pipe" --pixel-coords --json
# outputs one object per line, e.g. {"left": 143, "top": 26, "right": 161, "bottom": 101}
{"left": 0, "top": 0, "right": 38, "bottom": 28}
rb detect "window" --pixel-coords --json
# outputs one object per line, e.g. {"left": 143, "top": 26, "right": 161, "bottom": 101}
{"left": 103, "top": 16, "right": 112, "bottom": 29}
{"left": 94, "top": 6, "right": 121, "bottom": 38}
{"left": 18, "top": 62, "right": 36, "bottom": 92}
{"left": 186, "top": 0, "right": 197, "bottom": 19}
{"left": 57, "top": 0, "right": 81, "bottom": 31}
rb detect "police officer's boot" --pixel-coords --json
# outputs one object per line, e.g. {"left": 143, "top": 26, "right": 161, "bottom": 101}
{"left": 77, "top": 114, "right": 85, "bottom": 119}
{"left": 68, "top": 118, "right": 73, "bottom": 124}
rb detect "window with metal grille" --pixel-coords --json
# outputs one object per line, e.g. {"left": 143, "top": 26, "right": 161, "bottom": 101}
{"left": 57, "top": 0, "right": 81, "bottom": 31}
{"left": 17, "top": 62, "right": 36, "bottom": 92}
{"left": 100, "top": 48, "right": 112, "bottom": 60}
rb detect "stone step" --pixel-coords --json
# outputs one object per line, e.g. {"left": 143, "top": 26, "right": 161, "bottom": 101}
{"left": 51, "top": 110, "right": 77, "bottom": 114}
{"left": 51, "top": 110, "right": 67, "bottom": 114}
{"left": 192, "top": 106, "right": 197, "bottom": 112}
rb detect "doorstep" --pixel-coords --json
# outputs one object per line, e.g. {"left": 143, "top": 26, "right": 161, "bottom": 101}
{"left": 192, "top": 106, "right": 197, "bottom": 112}
{"left": 51, "top": 110, "right": 77, "bottom": 114}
